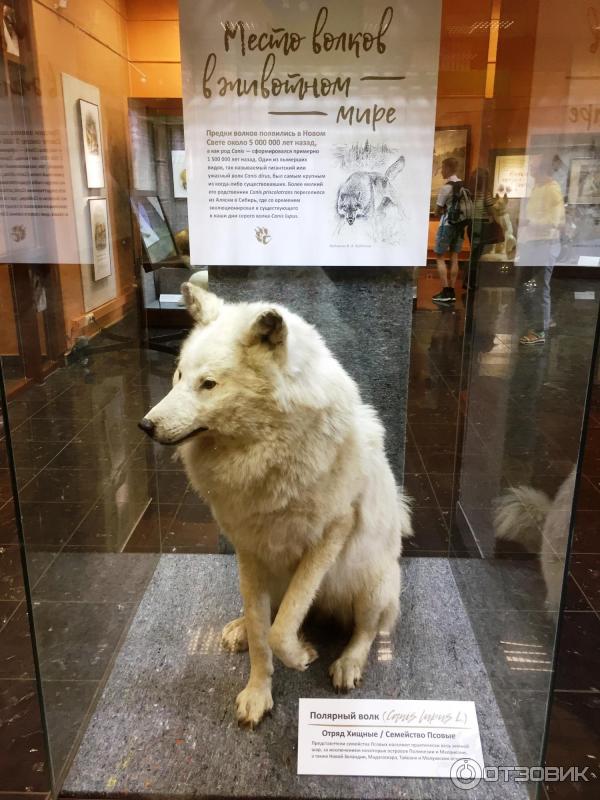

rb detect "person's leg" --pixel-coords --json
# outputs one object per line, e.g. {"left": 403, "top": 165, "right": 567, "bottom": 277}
{"left": 446, "top": 228, "right": 464, "bottom": 299}
{"left": 528, "top": 241, "right": 555, "bottom": 334}
{"left": 433, "top": 223, "right": 453, "bottom": 302}
{"left": 436, "top": 257, "right": 449, "bottom": 287}
{"left": 449, "top": 251, "right": 459, "bottom": 288}
{"left": 518, "top": 265, "right": 536, "bottom": 328}
{"left": 519, "top": 261, "right": 546, "bottom": 344}
{"left": 467, "top": 236, "right": 485, "bottom": 289}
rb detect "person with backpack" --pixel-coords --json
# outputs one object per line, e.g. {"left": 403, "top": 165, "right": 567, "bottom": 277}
{"left": 432, "top": 157, "right": 473, "bottom": 304}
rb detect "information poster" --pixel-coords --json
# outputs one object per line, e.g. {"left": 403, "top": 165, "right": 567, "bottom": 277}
{"left": 493, "top": 154, "right": 530, "bottom": 199}
{"left": 298, "top": 698, "right": 484, "bottom": 778}
{"left": 89, "top": 197, "right": 112, "bottom": 281}
{"left": 0, "top": 124, "right": 77, "bottom": 264}
{"left": 180, "top": 1, "right": 442, "bottom": 266}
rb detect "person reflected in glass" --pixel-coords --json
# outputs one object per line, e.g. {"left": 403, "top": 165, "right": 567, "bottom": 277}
{"left": 516, "top": 153, "right": 566, "bottom": 345}
{"left": 432, "top": 157, "right": 463, "bottom": 304}
{"left": 465, "top": 167, "right": 499, "bottom": 291}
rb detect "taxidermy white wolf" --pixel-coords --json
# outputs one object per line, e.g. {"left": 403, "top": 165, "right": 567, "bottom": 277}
{"left": 139, "top": 283, "right": 412, "bottom": 728}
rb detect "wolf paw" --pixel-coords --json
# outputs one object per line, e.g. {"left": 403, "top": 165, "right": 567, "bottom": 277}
{"left": 329, "top": 656, "right": 363, "bottom": 692}
{"left": 235, "top": 684, "right": 273, "bottom": 728}
{"left": 221, "top": 617, "right": 248, "bottom": 652}
{"left": 268, "top": 628, "right": 318, "bottom": 671}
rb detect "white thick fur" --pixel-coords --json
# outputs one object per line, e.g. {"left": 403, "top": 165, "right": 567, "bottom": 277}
{"left": 143, "top": 283, "right": 412, "bottom": 728}
{"left": 494, "top": 469, "right": 576, "bottom": 610}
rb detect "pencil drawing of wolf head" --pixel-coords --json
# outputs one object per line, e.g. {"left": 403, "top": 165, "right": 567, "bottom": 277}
{"left": 337, "top": 155, "right": 405, "bottom": 226}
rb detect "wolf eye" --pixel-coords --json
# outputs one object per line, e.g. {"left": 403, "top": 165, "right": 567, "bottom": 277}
{"left": 201, "top": 379, "right": 217, "bottom": 390}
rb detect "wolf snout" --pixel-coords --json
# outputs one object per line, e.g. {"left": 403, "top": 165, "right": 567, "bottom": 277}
{"left": 138, "top": 417, "right": 155, "bottom": 438}
{"left": 347, "top": 216, "right": 355, "bottom": 225}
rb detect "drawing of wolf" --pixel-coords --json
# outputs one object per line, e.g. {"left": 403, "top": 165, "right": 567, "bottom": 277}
{"left": 337, "top": 156, "right": 405, "bottom": 226}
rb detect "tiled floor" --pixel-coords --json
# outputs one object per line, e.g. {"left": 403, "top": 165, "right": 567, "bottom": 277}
{"left": 0, "top": 266, "right": 598, "bottom": 798}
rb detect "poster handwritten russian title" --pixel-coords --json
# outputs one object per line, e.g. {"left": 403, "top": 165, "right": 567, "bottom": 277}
{"left": 180, "top": 1, "right": 442, "bottom": 266}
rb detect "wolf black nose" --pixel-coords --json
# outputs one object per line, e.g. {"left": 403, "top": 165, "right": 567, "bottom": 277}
{"left": 138, "top": 418, "right": 155, "bottom": 437}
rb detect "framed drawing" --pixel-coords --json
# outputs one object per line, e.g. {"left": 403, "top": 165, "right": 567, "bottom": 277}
{"left": 89, "top": 197, "right": 112, "bottom": 281}
{"left": 430, "top": 126, "right": 470, "bottom": 213}
{"left": 79, "top": 99, "right": 105, "bottom": 189}
{"left": 492, "top": 153, "right": 530, "bottom": 198}
{"left": 2, "top": 5, "right": 19, "bottom": 58}
{"left": 568, "top": 158, "right": 600, "bottom": 205}
{"left": 171, "top": 150, "right": 187, "bottom": 198}
{"left": 131, "top": 195, "right": 178, "bottom": 265}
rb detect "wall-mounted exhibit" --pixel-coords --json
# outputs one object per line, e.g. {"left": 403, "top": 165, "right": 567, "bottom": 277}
{"left": 180, "top": 0, "right": 443, "bottom": 266}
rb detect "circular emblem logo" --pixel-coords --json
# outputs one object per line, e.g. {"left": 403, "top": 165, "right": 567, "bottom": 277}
{"left": 450, "top": 758, "right": 483, "bottom": 790}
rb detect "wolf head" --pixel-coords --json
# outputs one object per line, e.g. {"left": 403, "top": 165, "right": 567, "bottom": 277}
{"left": 139, "top": 283, "right": 294, "bottom": 445}
{"left": 139, "top": 283, "right": 351, "bottom": 447}
{"left": 337, "top": 179, "right": 369, "bottom": 226}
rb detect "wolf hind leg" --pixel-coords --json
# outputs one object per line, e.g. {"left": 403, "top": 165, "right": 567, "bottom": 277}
{"left": 379, "top": 595, "right": 400, "bottom": 632}
{"left": 221, "top": 616, "right": 248, "bottom": 652}
{"left": 329, "top": 592, "right": 380, "bottom": 691}
{"left": 329, "top": 565, "right": 400, "bottom": 691}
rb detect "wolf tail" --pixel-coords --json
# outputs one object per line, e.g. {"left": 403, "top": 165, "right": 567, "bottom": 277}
{"left": 493, "top": 486, "right": 551, "bottom": 553}
{"left": 398, "top": 489, "right": 414, "bottom": 539}
{"left": 385, "top": 156, "right": 406, "bottom": 181}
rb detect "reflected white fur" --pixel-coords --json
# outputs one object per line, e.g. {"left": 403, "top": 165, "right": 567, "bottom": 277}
{"left": 144, "top": 284, "right": 412, "bottom": 727}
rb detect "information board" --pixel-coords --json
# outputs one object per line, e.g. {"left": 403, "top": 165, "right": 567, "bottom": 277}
{"left": 298, "top": 698, "right": 485, "bottom": 779}
{"left": 180, "top": 1, "right": 442, "bottom": 266}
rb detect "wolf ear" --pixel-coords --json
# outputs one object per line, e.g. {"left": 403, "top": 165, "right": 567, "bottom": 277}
{"left": 247, "top": 308, "right": 287, "bottom": 348}
{"left": 181, "top": 282, "right": 223, "bottom": 326}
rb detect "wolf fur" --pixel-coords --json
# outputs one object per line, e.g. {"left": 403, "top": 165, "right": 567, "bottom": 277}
{"left": 141, "top": 284, "right": 412, "bottom": 728}
{"left": 337, "top": 155, "right": 405, "bottom": 225}
{"left": 494, "top": 469, "right": 575, "bottom": 610}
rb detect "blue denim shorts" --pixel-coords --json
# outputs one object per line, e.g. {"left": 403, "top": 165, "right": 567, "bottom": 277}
{"left": 435, "top": 222, "right": 464, "bottom": 255}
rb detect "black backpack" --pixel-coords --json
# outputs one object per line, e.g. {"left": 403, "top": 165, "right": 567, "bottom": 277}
{"left": 446, "top": 181, "right": 473, "bottom": 230}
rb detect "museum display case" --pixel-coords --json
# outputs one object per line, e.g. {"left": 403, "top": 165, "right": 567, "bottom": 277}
{"left": 0, "top": 1, "right": 599, "bottom": 799}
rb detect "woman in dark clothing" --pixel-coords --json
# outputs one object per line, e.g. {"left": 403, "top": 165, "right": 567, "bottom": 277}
{"left": 466, "top": 168, "right": 499, "bottom": 290}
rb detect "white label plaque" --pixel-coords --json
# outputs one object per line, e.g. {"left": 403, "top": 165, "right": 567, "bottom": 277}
{"left": 298, "top": 698, "right": 484, "bottom": 778}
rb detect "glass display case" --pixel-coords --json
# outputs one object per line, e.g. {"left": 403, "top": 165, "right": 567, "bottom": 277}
{"left": 0, "top": 2, "right": 598, "bottom": 799}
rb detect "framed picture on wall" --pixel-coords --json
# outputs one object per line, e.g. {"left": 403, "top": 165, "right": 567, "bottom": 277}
{"left": 568, "top": 158, "right": 600, "bottom": 205}
{"left": 131, "top": 195, "right": 178, "bottom": 265}
{"left": 430, "top": 126, "right": 470, "bottom": 213}
{"left": 89, "top": 197, "right": 112, "bottom": 281}
{"left": 79, "top": 99, "right": 105, "bottom": 189}
{"left": 492, "top": 153, "right": 530, "bottom": 198}
{"left": 171, "top": 150, "right": 187, "bottom": 198}
{"left": 1, "top": 5, "right": 20, "bottom": 58}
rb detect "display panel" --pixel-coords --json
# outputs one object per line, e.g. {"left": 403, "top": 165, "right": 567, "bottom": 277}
{"left": 131, "top": 195, "right": 178, "bottom": 264}
{"left": 180, "top": 0, "right": 442, "bottom": 266}
{"left": 492, "top": 153, "right": 530, "bottom": 198}
{"left": 89, "top": 197, "right": 112, "bottom": 280}
{"left": 79, "top": 99, "right": 105, "bottom": 189}
{"left": 568, "top": 157, "right": 600, "bottom": 205}
{"left": 171, "top": 149, "right": 187, "bottom": 198}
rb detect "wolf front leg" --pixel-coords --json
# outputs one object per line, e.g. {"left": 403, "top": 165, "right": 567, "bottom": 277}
{"left": 268, "top": 508, "right": 355, "bottom": 671}
{"left": 234, "top": 551, "right": 274, "bottom": 728}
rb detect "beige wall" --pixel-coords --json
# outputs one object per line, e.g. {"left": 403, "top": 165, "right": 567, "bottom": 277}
{"left": 125, "top": 0, "right": 181, "bottom": 97}
{"left": 31, "top": 0, "right": 136, "bottom": 347}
